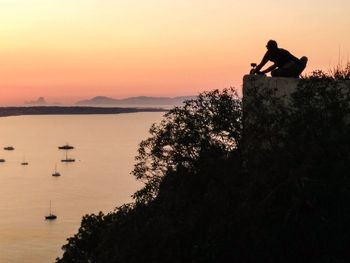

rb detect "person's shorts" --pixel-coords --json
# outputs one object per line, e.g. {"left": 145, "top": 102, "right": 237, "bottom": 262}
{"left": 272, "top": 56, "right": 308, "bottom": 78}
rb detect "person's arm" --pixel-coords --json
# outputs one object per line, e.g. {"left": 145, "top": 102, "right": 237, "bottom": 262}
{"left": 251, "top": 52, "right": 269, "bottom": 74}
{"left": 261, "top": 64, "right": 277, "bottom": 74}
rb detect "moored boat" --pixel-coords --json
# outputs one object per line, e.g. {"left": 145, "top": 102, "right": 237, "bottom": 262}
{"left": 21, "top": 156, "right": 28, "bottom": 166}
{"left": 61, "top": 152, "right": 75, "bottom": 162}
{"left": 4, "top": 146, "right": 14, "bottom": 151}
{"left": 45, "top": 200, "right": 57, "bottom": 220}
{"left": 58, "top": 144, "right": 74, "bottom": 150}
{"left": 52, "top": 164, "right": 61, "bottom": 176}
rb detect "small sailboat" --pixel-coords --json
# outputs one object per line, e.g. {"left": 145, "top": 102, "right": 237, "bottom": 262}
{"left": 45, "top": 200, "right": 57, "bottom": 220}
{"left": 61, "top": 151, "right": 75, "bottom": 162}
{"left": 52, "top": 164, "right": 61, "bottom": 177}
{"left": 21, "top": 156, "right": 28, "bottom": 166}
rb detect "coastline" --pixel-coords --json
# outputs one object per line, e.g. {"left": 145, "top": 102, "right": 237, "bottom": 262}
{"left": 0, "top": 106, "right": 167, "bottom": 117}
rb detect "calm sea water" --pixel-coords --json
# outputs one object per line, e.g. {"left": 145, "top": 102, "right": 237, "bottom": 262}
{"left": 0, "top": 112, "right": 164, "bottom": 263}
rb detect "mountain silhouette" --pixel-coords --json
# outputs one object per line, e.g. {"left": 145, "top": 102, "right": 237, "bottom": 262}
{"left": 76, "top": 95, "right": 196, "bottom": 107}
{"left": 24, "top": 97, "right": 48, "bottom": 106}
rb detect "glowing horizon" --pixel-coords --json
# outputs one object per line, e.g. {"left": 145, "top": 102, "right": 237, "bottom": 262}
{"left": 0, "top": 0, "right": 349, "bottom": 105}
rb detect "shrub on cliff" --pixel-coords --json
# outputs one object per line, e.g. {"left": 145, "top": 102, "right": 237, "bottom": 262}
{"left": 132, "top": 88, "right": 242, "bottom": 204}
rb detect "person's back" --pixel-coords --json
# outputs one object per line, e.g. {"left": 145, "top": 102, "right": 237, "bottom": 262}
{"left": 265, "top": 48, "right": 299, "bottom": 68}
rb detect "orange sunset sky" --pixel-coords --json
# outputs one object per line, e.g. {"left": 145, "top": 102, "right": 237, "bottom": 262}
{"left": 0, "top": 0, "right": 349, "bottom": 105}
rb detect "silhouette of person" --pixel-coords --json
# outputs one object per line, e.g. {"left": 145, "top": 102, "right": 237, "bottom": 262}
{"left": 251, "top": 40, "right": 308, "bottom": 78}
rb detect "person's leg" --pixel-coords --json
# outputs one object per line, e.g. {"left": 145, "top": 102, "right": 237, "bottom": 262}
{"left": 295, "top": 56, "right": 308, "bottom": 77}
{"left": 281, "top": 61, "right": 299, "bottom": 77}
{"left": 271, "top": 68, "right": 284, "bottom": 77}
{"left": 272, "top": 62, "right": 297, "bottom": 77}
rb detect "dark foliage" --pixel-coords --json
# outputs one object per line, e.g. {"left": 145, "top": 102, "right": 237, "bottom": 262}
{"left": 57, "top": 78, "right": 350, "bottom": 263}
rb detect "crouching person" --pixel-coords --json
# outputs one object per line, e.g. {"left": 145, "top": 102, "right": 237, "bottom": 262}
{"left": 251, "top": 40, "right": 308, "bottom": 78}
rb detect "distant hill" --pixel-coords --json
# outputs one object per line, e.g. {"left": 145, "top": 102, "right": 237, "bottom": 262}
{"left": 75, "top": 96, "right": 196, "bottom": 107}
{"left": 23, "top": 97, "right": 63, "bottom": 106}
{"left": 24, "top": 97, "right": 48, "bottom": 106}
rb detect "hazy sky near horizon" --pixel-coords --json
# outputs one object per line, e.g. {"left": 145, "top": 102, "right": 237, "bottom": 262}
{"left": 0, "top": 0, "right": 349, "bottom": 105}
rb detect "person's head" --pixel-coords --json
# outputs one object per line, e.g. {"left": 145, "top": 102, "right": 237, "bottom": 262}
{"left": 266, "top": 40, "right": 278, "bottom": 51}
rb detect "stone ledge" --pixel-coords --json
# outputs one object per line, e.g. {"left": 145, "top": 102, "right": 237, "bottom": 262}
{"left": 243, "top": 75, "right": 300, "bottom": 101}
{"left": 243, "top": 74, "right": 350, "bottom": 104}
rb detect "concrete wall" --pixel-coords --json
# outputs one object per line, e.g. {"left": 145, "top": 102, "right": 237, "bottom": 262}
{"left": 243, "top": 74, "right": 350, "bottom": 105}
{"left": 242, "top": 75, "right": 300, "bottom": 141}
{"left": 243, "top": 75, "right": 300, "bottom": 105}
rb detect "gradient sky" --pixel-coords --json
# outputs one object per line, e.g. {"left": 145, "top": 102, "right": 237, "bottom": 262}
{"left": 0, "top": 0, "right": 349, "bottom": 105}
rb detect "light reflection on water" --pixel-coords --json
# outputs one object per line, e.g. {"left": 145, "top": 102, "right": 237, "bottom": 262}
{"left": 0, "top": 112, "right": 163, "bottom": 263}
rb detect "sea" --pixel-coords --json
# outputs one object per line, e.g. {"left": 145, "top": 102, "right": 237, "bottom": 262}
{"left": 0, "top": 112, "right": 164, "bottom": 263}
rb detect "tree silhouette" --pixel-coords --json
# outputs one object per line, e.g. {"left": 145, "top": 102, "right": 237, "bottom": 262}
{"left": 132, "top": 88, "right": 242, "bottom": 204}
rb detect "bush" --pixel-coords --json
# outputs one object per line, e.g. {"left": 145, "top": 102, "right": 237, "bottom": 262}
{"left": 132, "top": 88, "right": 242, "bottom": 204}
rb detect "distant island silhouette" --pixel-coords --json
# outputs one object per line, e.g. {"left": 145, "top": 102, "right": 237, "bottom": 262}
{"left": 20, "top": 95, "right": 195, "bottom": 108}
{"left": 24, "top": 97, "right": 48, "bottom": 106}
{"left": 75, "top": 95, "right": 196, "bottom": 107}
